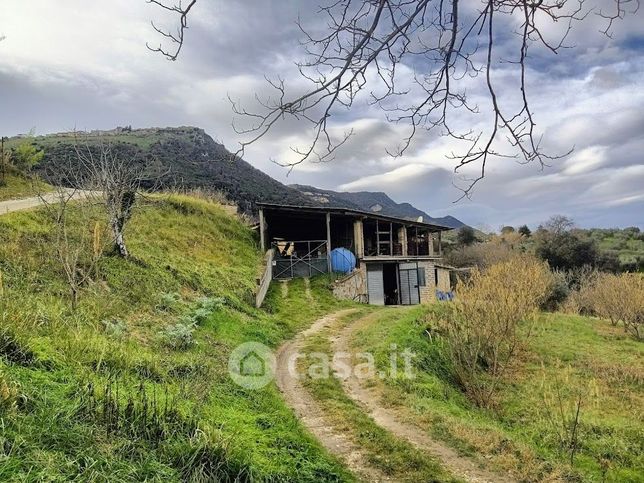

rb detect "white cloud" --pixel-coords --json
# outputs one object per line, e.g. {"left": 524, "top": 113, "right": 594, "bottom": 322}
{"left": 0, "top": 0, "right": 642, "bottom": 228}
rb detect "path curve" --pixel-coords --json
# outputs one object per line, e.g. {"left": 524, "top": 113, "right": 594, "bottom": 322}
{"left": 0, "top": 190, "right": 91, "bottom": 216}
{"left": 330, "top": 311, "right": 517, "bottom": 483}
{"left": 275, "top": 309, "right": 393, "bottom": 482}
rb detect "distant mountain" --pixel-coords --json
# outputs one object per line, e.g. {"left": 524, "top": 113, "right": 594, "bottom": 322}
{"left": 13, "top": 126, "right": 310, "bottom": 213}
{"left": 291, "top": 184, "right": 465, "bottom": 228}
{"left": 7, "top": 126, "right": 464, "bottom": 227}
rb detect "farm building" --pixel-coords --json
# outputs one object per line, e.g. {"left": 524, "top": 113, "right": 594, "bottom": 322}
{"left": 255, "top": 203, "right": 454, "bottom": 306}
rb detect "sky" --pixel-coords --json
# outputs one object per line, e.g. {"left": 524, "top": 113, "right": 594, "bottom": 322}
{"left": 0, "top": 0, "right": 643, "bottom": 230}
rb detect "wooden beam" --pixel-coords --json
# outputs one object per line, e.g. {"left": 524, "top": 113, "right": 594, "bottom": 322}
{"left": 259, "top": 208, "right": 266, "bottom": 252}
{"left": 326, "top": 212, "right": 332, "bottom": 273}
{"left": 354, "top": 220, "right": 364, "bottom": 258}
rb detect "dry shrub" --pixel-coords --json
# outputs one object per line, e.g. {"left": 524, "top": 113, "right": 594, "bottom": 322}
{"left": 587, "top": 273, "right": 644, "bottom": 340}
{"left": 444, "top": 241, "right": 515, "bottom": 269}
{"left": 443, "top": 255, "right": 552, "bottom": 407}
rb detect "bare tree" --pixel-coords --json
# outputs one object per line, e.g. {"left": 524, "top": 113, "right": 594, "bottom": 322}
{"left": 149, "top": 0, "right": 637, "bottom": 198}
{"left": 37, "top": 165, "right": 108, "bottom": 310}
{"left": 74, "top": 140, "right": 148, "bottom": 258}
{"left": 542, "top": 214, "right": 575, "bottom": 235}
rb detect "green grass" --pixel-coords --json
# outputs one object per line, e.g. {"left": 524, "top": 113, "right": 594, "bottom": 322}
{"left": 0, "top": 172, "right": 51, "bottom": 201}
{"left": 299, "top": 309, "right": 459, "bottom": 483}
{"left": 0, "top": 194, "right": 355, "bottom": 481}
{"left": 351, "top": 306, "right": 644, "bottom": 482}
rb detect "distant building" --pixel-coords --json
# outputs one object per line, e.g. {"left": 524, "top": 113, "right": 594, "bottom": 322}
{"left": 256, "top": 203, "right": 453, "bottom": 306}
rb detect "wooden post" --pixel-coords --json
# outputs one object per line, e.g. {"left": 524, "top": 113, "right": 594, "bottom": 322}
{"left": 438, "top": 231, "right": 442, "bottom": 256}
{"left": 259, "top": 208, "right": 266, "bottom": 252}
{"left": 326, "top": 212, "right": 332, "bottom": 272}
{"left": 353, "top": 219, "right": 364, "bottom": 258}
{"left": 398, "top": 226, "right": 408, "bottom": 256}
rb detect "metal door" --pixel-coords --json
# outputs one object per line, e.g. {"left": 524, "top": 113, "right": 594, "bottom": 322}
{"left": 367, "top": 263, "right": 385, "bottom": 305}
{"left": 399, "top": 262, "right": 420, "bottom": 305}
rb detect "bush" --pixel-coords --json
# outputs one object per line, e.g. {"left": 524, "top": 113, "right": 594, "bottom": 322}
{"left": 101, "top": 318, "right": 128, "bottom": 338}
{"left": 587, "top": 273, "right": 643, "bottom": 340}
{"left": 441, "top": 256, "right": 552, "bottom": 407}
{"left": 444, "top": 241, "right": 514, "bottom": 269}
{"left": 156, "top": 292, "right": 182, "bottom": 312}
{"left": 535, "top": 232, "right": 598, "bottom": 271}
{"left": 161, "top": 322, "right": 197, "bottom": 350}
{"left": 541, "top": 270, "right": 570, "bottom": 311}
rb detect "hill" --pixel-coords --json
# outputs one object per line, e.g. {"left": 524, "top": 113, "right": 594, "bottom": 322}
{"left": 4, "top": 127, "right": 464, "bottom": 227}
{"left": 291, "top": 184, "right": 465, "bottom": 228}
{"left": 6, "top": 127, "right": 311, "bottom": 213}
{"left": 0, "top": 193, "right": 354, "bottom": 481}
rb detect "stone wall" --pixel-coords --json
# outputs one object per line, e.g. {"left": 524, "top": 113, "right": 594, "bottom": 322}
{"left": 332, "top": 265, "right": 368, "bottom": 303}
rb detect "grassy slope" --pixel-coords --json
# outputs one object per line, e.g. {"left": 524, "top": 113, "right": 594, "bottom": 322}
{"left": 0, "top": 195, "right": 354, "bottom": 482}
{"left": 352, "top": 306, "right": 643, "bottom": 482}
{"left": 0, "top": 173, "right": 51, "bottom": 201}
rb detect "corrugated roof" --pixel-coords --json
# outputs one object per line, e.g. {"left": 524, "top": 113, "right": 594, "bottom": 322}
{"left": 256, "top": 202, "right": 453, "bottom": 231}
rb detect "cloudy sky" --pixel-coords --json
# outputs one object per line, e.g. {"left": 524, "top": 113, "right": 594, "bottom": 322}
{"left": 1, "top": 1, "right": 642, "bottom": 229}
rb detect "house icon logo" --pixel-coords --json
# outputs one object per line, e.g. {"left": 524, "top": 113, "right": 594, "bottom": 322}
{"left": 228, "top": 342, "right": 276, "bottom": 389}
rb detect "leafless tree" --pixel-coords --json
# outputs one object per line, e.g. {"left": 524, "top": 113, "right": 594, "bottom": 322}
{"left": 74, "top": 141, "right": 149, "bottom": 258}
{"left": 37, "top": 163, "right": 108, "bottom": 310}
{"left": 542, "top": 214, "right": 575, "bottom": 234}
{"left": 149, "top": 0, "right": 637, "bottom": 198}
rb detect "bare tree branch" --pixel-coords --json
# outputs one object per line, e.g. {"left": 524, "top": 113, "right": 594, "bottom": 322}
{"left": 150, "top": 0, "right": 636, "bottom": 197}
{"left": 146, "top": 0, "right": 197, "bottom": 61}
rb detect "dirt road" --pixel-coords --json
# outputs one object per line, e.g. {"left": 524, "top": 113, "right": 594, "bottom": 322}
{"left": 275, "top": 309, "right": 394, "bottom": 481}
{"left": 330, "top": 311, "right": 517, "bottom": 483}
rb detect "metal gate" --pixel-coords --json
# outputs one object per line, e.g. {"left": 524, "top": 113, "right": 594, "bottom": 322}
{"left": 366, "top": 263, "right": 384, "bottom": 305}
{"left": 399, "top": 262, "right": 420, "bottom": 305}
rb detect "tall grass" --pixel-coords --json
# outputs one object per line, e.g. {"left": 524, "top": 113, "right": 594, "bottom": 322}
{"left": 0, "top": 195, "right": 352, "bottom": 481}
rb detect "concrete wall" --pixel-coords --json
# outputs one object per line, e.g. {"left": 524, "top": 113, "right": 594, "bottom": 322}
{"left": 332, "top": 264, "right": 368, "bottom": 303}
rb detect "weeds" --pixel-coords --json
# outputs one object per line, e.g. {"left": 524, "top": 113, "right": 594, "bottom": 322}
{"left": 78, "top": 377, "right": 197, "bottom": 445}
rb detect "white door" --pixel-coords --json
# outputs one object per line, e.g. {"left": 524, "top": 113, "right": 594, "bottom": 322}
{"left": 367, "top": 263, "right": 385, "bottom": 305}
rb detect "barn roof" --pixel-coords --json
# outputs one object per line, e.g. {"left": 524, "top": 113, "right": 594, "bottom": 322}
{"left": 256, "top": 202, "right": 453, "bottom": 232}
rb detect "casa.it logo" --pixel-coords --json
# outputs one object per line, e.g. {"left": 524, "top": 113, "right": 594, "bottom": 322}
{"left": 228, "top": 342, "right": 276, "bottom": 389}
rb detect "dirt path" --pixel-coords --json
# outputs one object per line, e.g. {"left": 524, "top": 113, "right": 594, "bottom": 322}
{"left": 0, "top": 190, "right": 92, "bottom": 216}
{"left": 330, "top": 311, "right": 517, "bottom": 483}
{"left": 275, "top": 309, "right": 393, "bottom": 482}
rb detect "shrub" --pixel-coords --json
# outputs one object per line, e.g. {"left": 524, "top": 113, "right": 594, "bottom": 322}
{"left": 444, "top": 241, "right": 514, "bottom": 269}
{"left": 101, "top": 318, "right": 128, "bottom": 338}
{"left": 541, "top": 270, "right": 570, "bottom": 311}
{"left": 156, "top": 292, "right": 182, "bottom": 312}
{"left": 161, "top": 321, "right": 197, "bottom": 350}
{"left": 587, "top": 273, "right": 644, "bottom": 340}
{"left": 535, "top": 232, "right": 598, "bottom": 271}
{"left": 441, "top": 256, "right": 552, "bottom": 407}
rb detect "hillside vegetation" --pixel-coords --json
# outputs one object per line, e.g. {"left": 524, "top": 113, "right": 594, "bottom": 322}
{"left": 0, "top": 194, "right": 354, "bottom": 481}
{"left": 350, "top": 306, "right": 643, "bottom": 482}
{"left": 2, "top": 127, "right": 465, "bottom": 227}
